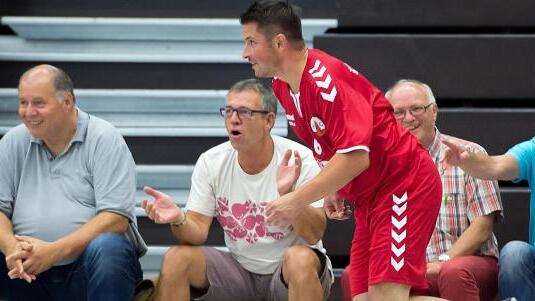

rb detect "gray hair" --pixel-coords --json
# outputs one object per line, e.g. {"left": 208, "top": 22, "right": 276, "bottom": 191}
{"left": 385, "top": 79, "right": 436, "bottom": 104}
{"left": 52, "top": 67, "right": 75, "bottom": 103}
{"left": 228, "top": 79, "right": 278, "bottom": 114}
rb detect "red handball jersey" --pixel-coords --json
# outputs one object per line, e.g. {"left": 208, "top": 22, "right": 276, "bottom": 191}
{"left": 272, "top": 49, "right": 426, "bottom": 206}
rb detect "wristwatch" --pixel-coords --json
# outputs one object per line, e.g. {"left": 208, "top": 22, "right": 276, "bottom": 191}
{"left": 171, "top": 213, "right": 187, "bottom": 228}
{"left": 438, "top": 254, "right": 451, "bottom": 262}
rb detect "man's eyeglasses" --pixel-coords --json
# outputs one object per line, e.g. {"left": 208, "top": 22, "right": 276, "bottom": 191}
{"left": 392, "top": 103, "right": 434, "bottom": 120}
{"left": 219, "top": 106, "right": 270, "bottom": 119}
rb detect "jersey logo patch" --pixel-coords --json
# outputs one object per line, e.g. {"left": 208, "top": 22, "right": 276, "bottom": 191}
{"left": 391, "top": 192, "right": 408, "bottom": 272}
{"left": 313, "top": 139, "right": 322, "bottom": 155}
{"left": 310, "top": 116, "right": 326, "bottom": 136}
{"left": 309, "top": 59, "right": 337, "bottom": 102}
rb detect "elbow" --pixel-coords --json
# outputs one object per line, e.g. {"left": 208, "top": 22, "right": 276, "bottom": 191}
{"left": 302, "top": 224, "right": 326, "bottom": 245}
{"left": 179, "top": 236, "right": 207, "bottom": 246}
{"left": 303, "top": 233, "right": 322, "bottom": 245}
{"left": 115, "top": 218, "right": 129, "bottom": 234}
{"left": 361, "top": 153, "right": 370, "bottom": 170}
{"left": 361, "top": 156, "right": 370, "bottom": 171}
{"left": 176, "top": 230, "right": 209, "bottom": 246}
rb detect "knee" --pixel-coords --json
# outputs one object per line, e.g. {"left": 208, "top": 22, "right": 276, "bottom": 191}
{"left": 160, "top": 246, "right": 197, "bottom": 275}
{"left": 83, "top": 233, "right": 139, "bottom": 278}
{"left": 86, "top": 233, "right": 133, "bottom": 260}
{"left": 500, "top": 241, "right": 534, "bottom": 273}
{"left": 438, "top": 259, "right": 475, "bottom": 285}
{"left": 282, "top": 246, "right": 320, "bottom": 280}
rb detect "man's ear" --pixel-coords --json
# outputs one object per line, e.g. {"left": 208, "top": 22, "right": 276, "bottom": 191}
{"left": 62, "top": 92, "right": 75, "bottom": 109}
{"left": 266, "top": 112, "right": 276, "bottom": 131}
{"left": 273, "top": 33, "right": 287, "bottom": 50}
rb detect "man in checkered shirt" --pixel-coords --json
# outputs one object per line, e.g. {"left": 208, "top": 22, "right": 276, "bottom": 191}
{"left": 386, "top": 79, "right": 503, "bottom": 301}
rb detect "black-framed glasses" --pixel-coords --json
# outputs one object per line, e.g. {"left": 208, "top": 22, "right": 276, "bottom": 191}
{"left": 392, "top": 103, "right": 434, "bottom": 120}
{"left": 219, "top": 106, "right": 270, "bottom": 119}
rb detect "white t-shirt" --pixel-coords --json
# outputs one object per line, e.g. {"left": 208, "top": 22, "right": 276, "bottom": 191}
{"left": 187, "top": 135, "right": 330, "bottom": 274}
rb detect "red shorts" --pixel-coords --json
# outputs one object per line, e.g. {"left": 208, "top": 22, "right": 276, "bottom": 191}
{"left": 349, "top": 150, "right": 441, "bottom": 296}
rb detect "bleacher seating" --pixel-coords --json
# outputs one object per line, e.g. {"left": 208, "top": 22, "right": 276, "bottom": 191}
{"left": 1, "top": 1, "right": 533, "bottom": 299}
{"left": 0, "top": 17, "right": 335, "bottom": 63}
{"left": 0, "top": 88, "right": 288, "bottom": 137}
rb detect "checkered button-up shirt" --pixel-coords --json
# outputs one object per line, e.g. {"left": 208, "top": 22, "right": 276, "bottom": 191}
{"left": 426, "top": 129, "right": 503, "bottom": 261}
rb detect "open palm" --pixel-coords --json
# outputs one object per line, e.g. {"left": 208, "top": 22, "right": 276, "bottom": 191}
{"left": 277, "top": 149, "right": 302, "bottom": 195}
{"left": 142, "top": 186, "right": 182, "bottom": 224}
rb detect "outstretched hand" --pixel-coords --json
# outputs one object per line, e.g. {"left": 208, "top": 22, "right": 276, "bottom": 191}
{"left": 441, "top": 139, "right": 469, "bottom": 168}
{"left": 277, "top": 149, "right": 302, "bottom": 195}
{"left": 142, "top": 186, "right": 183, "bottom": 224}
{"left": 324, "top": 193, "right": 352, "bottom": 220}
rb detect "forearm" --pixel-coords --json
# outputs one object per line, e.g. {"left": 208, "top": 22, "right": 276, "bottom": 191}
{"left": 292, "top": 207, "right": 326, "bottom": 244}
{"left": 290, "top": 151, "right": 369, "bottom": 207}
{"left": 460, "top": 154, "right": 519, "bottom": 181}
{"left": 54, "top": 211, "right": 129, "bottom": 261}
{"left": 445, "top": 215, "right": 495, "bottom": 258}
{"left": 170, "top": 211, "right": 212, "bottom": 245}
{"left": 0, "top": 212, "right": 16, "bottom": 255}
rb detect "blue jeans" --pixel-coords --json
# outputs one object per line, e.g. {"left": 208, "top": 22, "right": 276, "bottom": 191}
{"left": 499, "top": 240, "right": 535, "bottom": 301}
{"left": 0, "top": 233, "right": 142, "bottom": 301}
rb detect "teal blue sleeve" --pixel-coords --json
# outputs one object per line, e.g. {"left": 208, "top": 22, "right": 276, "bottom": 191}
{"left": 506, "top": 137, "right": 535, "bottom": 185}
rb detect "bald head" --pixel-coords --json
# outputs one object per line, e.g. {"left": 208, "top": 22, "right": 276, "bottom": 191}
{"left": 19, "top": 64, "right": 75, "bottom": 103}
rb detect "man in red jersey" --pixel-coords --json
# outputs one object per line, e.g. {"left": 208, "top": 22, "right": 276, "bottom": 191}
{"left": 240, "top": 1, "right": 444, "bottom": 300}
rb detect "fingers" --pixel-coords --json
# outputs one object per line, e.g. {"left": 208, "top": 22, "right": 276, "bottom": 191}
{"left": 293, "top": 150, "right": 302, "bottom": 167}
{"left": 20, "top": 271, "right": 35, "bottom": 283}
{"left": 333, "top": 198, "right": 345, "bottom": 212}
{"left": 8, "top": 266, "right": 34, "bottom": 283}
{"left": 266, "top": 213, "right": 289, "bottom": 228}
{"left": 14, "top": 235, "right": 35, "bottom": 244}
{"left": 265, "top": 202, "right": 273, "bottom": 217}
{"left": 265, "top": 204, "right": 283, "bottom": 227}
{"left": 21, "top": 259, "right": 38, "bottom": 275}
{"left": 6, "top": 250, "right": 30, "bottom": 264}
{"left": 281, "top": 149, "right": 292, "bottom": 166}
{"left": 16, "top": 258, "right": 25, "bottom": 276}
{"left": 147, "top": 204, "right": 156, "bottom": 221}
{"left": 143, "top": 201, "right": 153, "bottom": 218}
{"left": 19, "top": 241, "right": 33, "bottom": 252}
{"left": 8, "top": 267, "right": 19, "bottom": 280}
{"left": 324, "top": 199, "right": 351, "bottom": 220}
{"left": 441, "top": 139, "right": 464, "bottom": 153}
{"left": 145, "top": 201, "right": 159, "bottom": 223}
{"left": 143, "top": 186, "right": 168, "bottom": 199}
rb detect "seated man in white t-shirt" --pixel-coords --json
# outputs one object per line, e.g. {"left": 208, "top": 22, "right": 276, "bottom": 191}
{"left": 142, "top": 79, "right": 333, "bottom": 301}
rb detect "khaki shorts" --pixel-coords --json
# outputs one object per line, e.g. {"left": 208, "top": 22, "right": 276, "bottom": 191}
{"left": 192, "top": 247, "right": 332, "bottom": 301}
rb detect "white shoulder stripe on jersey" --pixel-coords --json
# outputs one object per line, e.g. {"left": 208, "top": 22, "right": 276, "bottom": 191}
{"left": 336, "top": 145, "right": 370, "bottom": 153}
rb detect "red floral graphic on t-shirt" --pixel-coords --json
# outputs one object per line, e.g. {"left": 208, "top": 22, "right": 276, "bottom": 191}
{"left": 215, "top": 197, "right": 290, "bottom": 243}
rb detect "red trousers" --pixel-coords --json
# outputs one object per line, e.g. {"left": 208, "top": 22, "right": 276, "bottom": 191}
{"left": 426, "top": 255, "right": 498, "bottom": 301}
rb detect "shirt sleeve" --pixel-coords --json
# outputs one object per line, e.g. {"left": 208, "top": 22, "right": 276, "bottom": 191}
{"left": 506, "top": 138, "right": 535, "bottom": 184}
{"left": 0, "top": 135, "right": 15, "bottom": 217}
{"left": 186, "top": 154, "right": 217, "bottom": 217}
{"left": 317, "top": 80, "right": 373, "bottom": 153}
{"left": 92, "top": 128, "right": 137, "bottom": 222}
